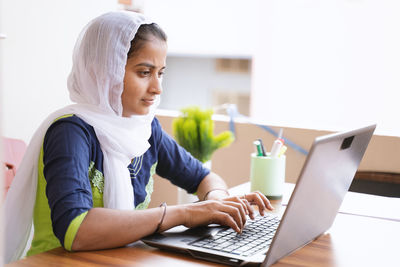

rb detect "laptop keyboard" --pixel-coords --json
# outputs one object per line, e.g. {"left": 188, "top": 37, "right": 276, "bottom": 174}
{"left": 190, "top": 213, "right": 280, "bottom": 257}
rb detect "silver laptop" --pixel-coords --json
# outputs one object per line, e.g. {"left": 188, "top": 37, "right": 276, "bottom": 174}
{"left": 142, "top": 124, "right": 376, "bottom": 266}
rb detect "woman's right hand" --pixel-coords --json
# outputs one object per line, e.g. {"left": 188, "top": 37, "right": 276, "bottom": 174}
{"left": 182, "top": 200, "right": 248, "bottom": 233}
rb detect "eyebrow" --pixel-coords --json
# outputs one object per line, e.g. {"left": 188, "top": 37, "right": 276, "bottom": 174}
{"left": 134, "top": 63, "right": 166, "bottom": 70}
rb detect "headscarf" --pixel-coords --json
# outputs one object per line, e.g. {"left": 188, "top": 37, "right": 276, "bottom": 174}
{"left": 4, "top": 11, "right": 160, "bottom": 263}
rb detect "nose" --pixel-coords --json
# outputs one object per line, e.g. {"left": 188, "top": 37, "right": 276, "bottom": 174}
{"left": 149, "top": 75, "right": 163, "bottom": 95}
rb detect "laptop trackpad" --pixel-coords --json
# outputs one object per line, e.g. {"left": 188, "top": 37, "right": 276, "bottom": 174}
{"left": 143, "top": 225, "right": 227, "bottom": 246}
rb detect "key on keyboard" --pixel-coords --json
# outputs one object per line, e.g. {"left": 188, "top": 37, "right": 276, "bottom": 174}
{"left": 190, "top": 213, "right": 280, "bottom": 257}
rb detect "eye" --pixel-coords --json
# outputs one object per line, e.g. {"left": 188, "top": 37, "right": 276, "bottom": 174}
{"left": 138, "top": 70, "right": 151, "bottom": 77}
{"left": 158, "top": 70, "right": 165, "bottom": 78}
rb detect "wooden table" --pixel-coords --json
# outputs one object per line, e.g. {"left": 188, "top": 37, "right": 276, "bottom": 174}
{"left": 7, "top": 183, "right": 400, "bottom": 267}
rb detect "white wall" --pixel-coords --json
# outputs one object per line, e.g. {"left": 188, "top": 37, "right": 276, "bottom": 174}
{"left": 1, "top": 0, "right": 118, "bottom": 143}
{"left": 251, "top": 0, "right": 400, "bottom": 137}
{"left": 142, "top": 0, "right": 257, "bottom": 112}
{"left": 160, "top": 56, "right": 251, "bottom": 111}
{"left": 8, "top": 0, "right": 398, "bottom": 143}
{"left": 142, "top": 0, "right": 257, "bottom": 58}
{"left": 1, "top": 0, "right": 259, "bottom": 144}
{"left": 1, "top": 0, "right": 259, "bottom": 143}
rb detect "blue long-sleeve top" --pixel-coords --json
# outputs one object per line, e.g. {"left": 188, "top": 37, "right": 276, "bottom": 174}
{"left": 27, "top": 114, "right": 209, "bottom": 256}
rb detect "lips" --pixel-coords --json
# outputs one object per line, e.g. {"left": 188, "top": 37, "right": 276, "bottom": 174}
{"left": 142, "top": 98, "right": 155, "bottom": 105}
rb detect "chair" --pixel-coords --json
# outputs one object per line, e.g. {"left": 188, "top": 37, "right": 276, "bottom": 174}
{"left": 2, "top": 137, "right": 27, "bottom": 195}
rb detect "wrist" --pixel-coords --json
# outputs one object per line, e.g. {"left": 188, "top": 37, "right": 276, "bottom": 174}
{"left": 202, "top": 188, "right": 229, "bottom": 201}
{"left": 157, "top": 205, "right": 187, "bottom": 232}
{"left": 155, "top": 202, "right": 167, "bottom": 233}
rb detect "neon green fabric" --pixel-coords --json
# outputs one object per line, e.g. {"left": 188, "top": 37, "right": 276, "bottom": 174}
{"left": 26, "top": 146, "right": 62, "bottom": 256}
{"left": 27, "top": 158, "right": 104, "bottom": 256}
{"left": 27, "top": 153, "right": 156, "bottom": 256}
{"left": 27, "top": 114, "right": 89, "bottom": 256}
{"left": 63, "top": 211, "right": 88, "bottom": 251}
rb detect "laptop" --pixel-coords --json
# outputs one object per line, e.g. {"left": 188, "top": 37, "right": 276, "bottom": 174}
{"left": 142, "top": 124, "right": 376, "bottom": 266}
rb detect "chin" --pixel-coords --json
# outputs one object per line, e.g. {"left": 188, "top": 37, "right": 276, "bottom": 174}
{"left": 134, "top": 109, "right": 150, "bottom": 116}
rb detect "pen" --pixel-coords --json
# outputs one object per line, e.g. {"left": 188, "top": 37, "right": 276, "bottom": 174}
{"left": 278, "top": 145, "right": 287, "bottom": 157}
{"left": 253, "top": 140, "right": 264, "bottom": 157}
{"left": 270, "top": 139, "right": 283, "bottom": 158}
{"left": 257, "top": 138, "right": 267, "bottom": 156}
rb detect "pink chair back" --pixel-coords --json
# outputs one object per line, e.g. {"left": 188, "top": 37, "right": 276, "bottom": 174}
{"left": 2, "top": 137, "right": 27, "bottom": 195}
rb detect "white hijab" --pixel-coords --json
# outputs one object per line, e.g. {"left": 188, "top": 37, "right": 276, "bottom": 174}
{"left": 4, "top": 11, "right": 160, "bottom": 263}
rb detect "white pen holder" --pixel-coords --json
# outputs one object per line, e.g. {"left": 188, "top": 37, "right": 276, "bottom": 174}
{"left": 250, "top": 153, "right": 286, "bottom": 200}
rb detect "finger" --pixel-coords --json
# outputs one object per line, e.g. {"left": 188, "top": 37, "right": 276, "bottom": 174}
{"left": 222, "top": 196, "right": 251, "bottom": 221}
{"left": 243, "top": 194, "right": 255, "bottom": 220}
{"left": 226, "top": 201, "right": 247, "bottom": 229}
{"left": 231, "top": 196, "right": 251, "bottom": 216}
{"left": 232, "top": 200, "right": 248, "bottom": 225}
{"left": 255, "top": 192, "right": 274, "bottom": 211}
{"left": 239, "top": 195, "right": 250, "bottom": 215}
{"left": 215, "top": 212, "right": 241, "bottom": 233}
{"left": 248, "top": 192, "right": 267, "bottom": 216}
{"left": 220, "top": 202, "right": 246, "bottom": 231}
{"left": 243, "top": 199, "right": 255, "bottom": 219}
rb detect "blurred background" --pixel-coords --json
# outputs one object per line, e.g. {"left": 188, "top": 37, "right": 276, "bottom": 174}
{"left": 0, "top": 0, "right": 253, "bottom": 143}
{"left": 2, "top": 0, "right": 400, "bottom": 145}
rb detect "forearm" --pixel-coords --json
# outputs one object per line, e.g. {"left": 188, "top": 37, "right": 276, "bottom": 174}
{"left": 72, "top": 206, "right": 185, "bottom": 251}
{"left": 197, "top": 172, "right": 229, "bottom": 201}
{"left": 72, "top": 192, "right": 263, "bottom": 249}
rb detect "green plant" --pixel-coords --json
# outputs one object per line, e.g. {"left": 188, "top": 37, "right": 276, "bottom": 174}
{"left": 172, "top": 106, "right": 234, "bottom": 163}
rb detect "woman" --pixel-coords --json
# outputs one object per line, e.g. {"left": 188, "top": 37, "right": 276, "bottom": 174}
{"left": 4, "top": 11, "right": 273, "bottom": 263}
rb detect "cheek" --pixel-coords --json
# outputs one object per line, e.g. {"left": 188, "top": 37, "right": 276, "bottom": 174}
{"left": 123, "top": 80, "right": 147, "bottom": 104}
{"left": 124, "top": 72, "right": 144, "bottom": 90}
{"left": 123, "top": 74, "right": 138, "bottom": 95}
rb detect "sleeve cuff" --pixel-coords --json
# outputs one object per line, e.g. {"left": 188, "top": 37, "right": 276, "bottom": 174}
{"left": 63, "top": 211, "right": 88, "bottom": 251}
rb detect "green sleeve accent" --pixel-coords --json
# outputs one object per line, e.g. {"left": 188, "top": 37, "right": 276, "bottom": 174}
{"left": 64, "top": 211, "right": 88, "bottom": 251}
{"left": 135, "top": 162, "right": 157, "bottom": 210}
{"left": 53, "top": 114, "right": 73, "bottom": 122}
{"left": 88, "top": 161, "right": 104, "bottom": 207}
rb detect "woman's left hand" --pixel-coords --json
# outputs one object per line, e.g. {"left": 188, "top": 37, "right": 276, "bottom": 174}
{"left": 222, "top": 191, "right": 274, "bottom": 219}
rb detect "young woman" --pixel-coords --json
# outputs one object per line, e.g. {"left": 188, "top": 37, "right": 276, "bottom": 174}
{"left": 4, "top": 11, "right": 273, "bottom": 263}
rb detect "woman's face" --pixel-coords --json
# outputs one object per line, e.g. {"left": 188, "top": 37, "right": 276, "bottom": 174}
{"left": 121, "top": 36, "right": 167, "bottom": 117}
